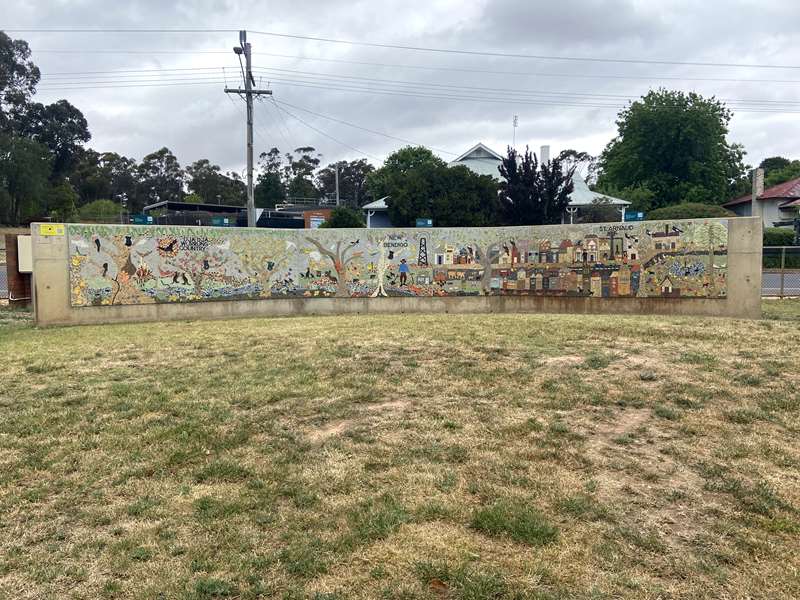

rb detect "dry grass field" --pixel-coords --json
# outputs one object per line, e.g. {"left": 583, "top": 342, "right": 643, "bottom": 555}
{"left": 1, "top": 302, "right": 799, "bottom": 599}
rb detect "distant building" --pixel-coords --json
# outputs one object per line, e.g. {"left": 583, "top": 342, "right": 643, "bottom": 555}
{"left": 723, "top": 176, "right": 800, "bottom": 228}
{"left": 362, "top": 196, "right": 393, "bottom": 228}
{"left": 448, "top": 143, "right": 505, "bottom": 179}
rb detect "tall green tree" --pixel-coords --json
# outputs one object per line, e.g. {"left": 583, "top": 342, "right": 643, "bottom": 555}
{"left": 761, "top": 158, "right": 800, "bottom": 188}
{"left": 368, "top": 146, "right": 499, "bottom": 227}
{"left": 0, "top": 131, "right": 51, "bottom": 224}
{"left": 186, "top": 158, "right": 245, "bottom": 205}
{"left": 11, "top": 99, "right": 90, "bottom": 180}
{"left": 596, "top": 89, "right": 747, "bottom": 210}
{"left": 255, "top": 147, "right": 286, "bottom": 208}
{"left": 284, "top": 146, "right": 320, "bottom": 200}
{"left": 760, "top": 156, "right": 791, "bottom": 177}
{"left": 138, "top": 147, "right": 184, "bottom": 204}
{"left": 0, "top": 32, "right": 40, "bottom": 128}
{"left": 46, "top": 180, "right": 78, "bottom": 221}
{"left": 317, "top": 158, "right": 375, "bottom": 206}
{"left": 498, "top": 146, "right": 575, "bottom": 225}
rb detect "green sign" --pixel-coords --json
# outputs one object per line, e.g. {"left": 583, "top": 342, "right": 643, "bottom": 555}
{"left": 416, "top": 218, "right": 433, "bottom": 228}
{"left": 624, "top": 210, "right": 645, "bottom": 222}
{"left": 130, "top": 214, "right": 153, "bottom": 225}
{"left": 211, "top": 216, "right": 232, "bottom": 227}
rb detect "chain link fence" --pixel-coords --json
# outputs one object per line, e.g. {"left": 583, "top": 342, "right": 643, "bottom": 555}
{"left": 0, "top": 265, "right": 8, "bottom": 299}
{"left": 763, "top": 246, "right": 800, "bottom": 297}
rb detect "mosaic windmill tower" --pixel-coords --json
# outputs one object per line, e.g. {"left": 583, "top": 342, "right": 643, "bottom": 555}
{"left": 418, "top": 237, "right": 429, "bottom": 266}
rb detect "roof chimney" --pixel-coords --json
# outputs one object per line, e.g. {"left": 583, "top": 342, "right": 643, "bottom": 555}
{"left": 752, "top": 168, "right": 764, "bottom": 222}
{"left": 540, "top": 145, "right": 550, "bottom": 166}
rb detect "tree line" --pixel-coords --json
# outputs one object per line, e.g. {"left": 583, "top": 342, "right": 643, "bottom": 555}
{"left": 2, "top": 30, "right": 799, "bottom": 228}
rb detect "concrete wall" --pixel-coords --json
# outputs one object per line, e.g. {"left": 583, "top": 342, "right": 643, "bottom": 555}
{"left": 32, "top": 217, "right": 762, "bottom": 326}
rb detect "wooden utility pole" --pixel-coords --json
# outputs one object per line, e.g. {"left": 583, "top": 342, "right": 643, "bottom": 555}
{"left": 225, "top": 30, "right": 272, "bottom": 227}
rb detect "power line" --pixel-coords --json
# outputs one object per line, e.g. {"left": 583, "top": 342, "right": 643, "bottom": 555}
{"left": 35, "top": 65, "right": 800, "bottom": 109}
{"left": 30, "top": 50, "right": 800, "bottom": 85}
{"left": 273, "top": 99, "right": 457, "bottom": 156}
{"left": 270, "top": 102, "right": 379, "bottom": 161}
{"left": 33, "top": 76, "right": 800, "bottom": 113}
{"left": 30, "top": 64, "right": 800, "bottom": 112}
{"left": 255, "top": 66, "right": 800, "bottom": 106}
{"left": 10, "top": 27, "right": 800, "bottom": 70}
{"left": 247, "top": 30, "right": 800, "bottom": 71}
{"left": 252, "top": 51, "right": 800, "bottom": 86}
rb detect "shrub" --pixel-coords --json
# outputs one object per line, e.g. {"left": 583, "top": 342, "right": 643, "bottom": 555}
{"left": 763, "top": 227, "right": 796, "bottom": 247}
{"left": 646, "top": 203, "right": 734, "bottom": 220}
{"left": 318, "top": 207, "right": 365, "bottom": 228}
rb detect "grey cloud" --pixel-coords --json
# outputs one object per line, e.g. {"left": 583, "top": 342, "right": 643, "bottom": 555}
{"left": 5, "top": 0, "right": 800, "bottom": 176}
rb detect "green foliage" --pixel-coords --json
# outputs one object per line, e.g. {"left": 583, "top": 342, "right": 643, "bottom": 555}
{"left": 369, "top": 146, "right": 500, "bottom": 227}
{"left": 498, "top": 146, "right": 575, "bottom": 225}
{"left": 596, "top": 89, "right": 747, "bottom": 210}
{"left": 318, "top": 207, "right": 365, "bottom": 228}
{"left": 646, "top": 203, "right": 734, "bottom": 220}
{"left": 0, "top": 32, "right": 41, "bottom": 125}
{"left": 138, "top": 147, "right": 184, "bottom": 203}
{"left": 77, "top": 199, "right": 120, "bottom": 222}
{"left": 317, "top": 158, "right": 375, "bottom": 206}
{"left": 285, "top": 146, "right": 321, "bottom": 200}
{"left": 577, "top": 198, "right": 620, "bottom": 224}
{"left": 186, "top": 158, "right": 245, "bottom": 205}
{"left": 764, "top": 159, "right": 800, "bottom": 188}
{"left": 0, "top": 132, "right": 51, "bottom": 224}
{"left": 255, "top": 147, "right": 286, "bottom": 208}
{"left": 11, "top": 99, "right": 90, "bottom": 180}
{"left": 470, "top": 500, "right": 558, "bottom": 546}
{"left": 763, "top": 227, "right": 796, "bottom": 247}
{"left": 46, "top": 181, "right": 78, "bottom": 221}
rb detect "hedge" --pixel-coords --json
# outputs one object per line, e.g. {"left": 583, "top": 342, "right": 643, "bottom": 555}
{"left": 646, "top": 203, "right": 734, "bottom": 220}
{"left": 763, "top": 227, "right": 796, "bottom": 247}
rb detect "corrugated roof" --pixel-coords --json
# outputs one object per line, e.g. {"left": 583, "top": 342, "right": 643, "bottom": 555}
{"left": 361, "top": 196, "right": 389, "bottom": 210}
{"left": 568, "top": 173, "right": 630, "bottom": 206}
{"left": 723, "top": 176, "right": 800, "bottom": 207}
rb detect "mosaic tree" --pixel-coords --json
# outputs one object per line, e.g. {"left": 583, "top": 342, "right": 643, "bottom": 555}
{"left": 305, "top": 236, "right": 363, "bottom": 297}
{"left": 369, "top": 231, "right": 391, "bottom": 297}
{"left": 449, "top": 228, "right": 514, "bottom": 295}
{"left": 691, "top": 221, "right": 728, "bottom": 294}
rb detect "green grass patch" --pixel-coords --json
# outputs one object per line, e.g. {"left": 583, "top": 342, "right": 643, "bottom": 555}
{"left": 470, "top": 500, "right": 558, "bottom": 546}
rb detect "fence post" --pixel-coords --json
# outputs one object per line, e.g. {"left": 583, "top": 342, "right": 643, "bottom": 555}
{"left": 779, "top": 246, "right": 786, "bottom": 298}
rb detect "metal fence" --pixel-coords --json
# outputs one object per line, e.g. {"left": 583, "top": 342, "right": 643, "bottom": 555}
{"left": 763, "top": 246, "right": 800, "bottom": 297}
{"left": 0, "top": 265, "right": 7, "bottom": 299}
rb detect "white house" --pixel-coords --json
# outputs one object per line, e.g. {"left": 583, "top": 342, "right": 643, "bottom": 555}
{"left": 452, "top": 142, "right": 629, "bottom": 222}
{"left": 448, "top": 143, "right": 505, "bottom": 179}
{"left": 723, "top": 177, "right": 800, "bottom": 228}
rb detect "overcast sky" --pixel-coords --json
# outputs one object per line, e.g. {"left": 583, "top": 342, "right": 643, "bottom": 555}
{"left": 5, "top": 1, "right": 800, "bottom": 177}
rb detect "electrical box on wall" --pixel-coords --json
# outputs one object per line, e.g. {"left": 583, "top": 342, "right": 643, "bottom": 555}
{"left": 16, "top": 235, "right": 32, "bottom": 273}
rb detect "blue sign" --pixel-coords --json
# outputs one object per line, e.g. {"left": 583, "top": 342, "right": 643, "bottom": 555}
{"left": 624, "top": 210, "right": 645, "bottom": 222}
{"left": 211, "top": 216, "right": 232, "bottom": 227}
{"left": 130, "top": 214, "right": 153, "bottom": 225}
{"left": 416, "top": 218, "right": 433, "bottom": 228}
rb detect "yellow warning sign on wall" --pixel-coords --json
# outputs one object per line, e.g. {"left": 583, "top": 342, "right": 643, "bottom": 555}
{"left": 39, "top": 224, "right": 65, "bottom": 237}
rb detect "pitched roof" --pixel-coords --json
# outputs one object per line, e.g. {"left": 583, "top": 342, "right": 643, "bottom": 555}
{"left": 568, "top": 172, "right": 630, "bottom": 206}
{"left": 451, "top": 142, "right": 504, "bottom": 163}
{"left": 449, "top": 143, "right": 504, "bottom": 179}
{"left": 723, "top": 176, "right": 800, "bottom": 207}
{"left": 361, "top": 196, "right": 389, "bottom": 210}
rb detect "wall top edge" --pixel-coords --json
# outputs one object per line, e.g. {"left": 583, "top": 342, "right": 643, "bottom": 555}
{"left": 32, "top": 216, "right": 757, "bottom": 235}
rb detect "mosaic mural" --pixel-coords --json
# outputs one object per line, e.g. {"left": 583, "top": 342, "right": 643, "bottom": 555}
{"left": 67, "top": 220, "right": 729, "bottom": 307}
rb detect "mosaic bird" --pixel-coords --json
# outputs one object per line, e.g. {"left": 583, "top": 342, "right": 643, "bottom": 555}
{"left": 94, "top": 238, "right": 101, "bottom": 252}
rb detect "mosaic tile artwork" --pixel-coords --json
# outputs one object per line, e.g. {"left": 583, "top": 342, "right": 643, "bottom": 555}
{"left": 67, "top": 220, "right": 729, "bottom": 306}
